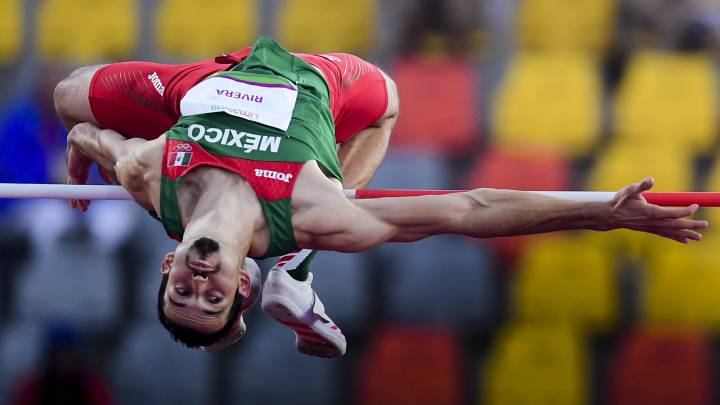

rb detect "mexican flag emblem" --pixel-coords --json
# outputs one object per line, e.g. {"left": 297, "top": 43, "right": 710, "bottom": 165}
{"left": 168, "top": 151, "right": 192, "bottom": 167}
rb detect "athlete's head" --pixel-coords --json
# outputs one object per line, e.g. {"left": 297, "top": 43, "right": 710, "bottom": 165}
{"left": 157, "top": 236, "right": 252, "bottom": 348}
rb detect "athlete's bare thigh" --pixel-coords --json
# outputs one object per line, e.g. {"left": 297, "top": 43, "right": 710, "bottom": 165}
{"left": 54, "top": 64, "right": 108, "bottom": 129}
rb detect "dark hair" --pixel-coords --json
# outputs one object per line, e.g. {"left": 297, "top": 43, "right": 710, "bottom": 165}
{"left": 157, "top": 273, "right": 243, "bottom": 348}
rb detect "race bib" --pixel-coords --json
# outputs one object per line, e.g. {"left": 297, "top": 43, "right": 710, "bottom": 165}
{"left": 180, "top": 73, "right": 298, "bottom": 131}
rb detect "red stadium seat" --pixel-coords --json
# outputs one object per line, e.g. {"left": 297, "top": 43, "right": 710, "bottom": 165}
{"left": 608, "top": 329, "right": 712, "bottom": 405}
{"left": 390, "top": 55, "right": 480, "bottom": 157}
{"left": 465, "top": 145, "right": 570, "bottom": 191}
{"left": 357, "top": 326, "right": 465, "bottom": 405}
{"left": 464, "top": 146, "right": 571, "bottom": 262}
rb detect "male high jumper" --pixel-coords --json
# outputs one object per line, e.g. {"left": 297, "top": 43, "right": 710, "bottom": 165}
{"left": 63, "top": 38, "right": 707, "bottom": 356}
{"left": 54, "top": 37, "right": 398, "bottom": 355}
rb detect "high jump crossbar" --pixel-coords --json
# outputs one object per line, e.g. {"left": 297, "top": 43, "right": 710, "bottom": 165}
{"left": 0, "top": 183, "right": 719, "bottom": 207}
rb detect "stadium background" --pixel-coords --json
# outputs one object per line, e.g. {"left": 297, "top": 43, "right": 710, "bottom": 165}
{"left": 1, "top": 0, "right": 720, "bottom": 404}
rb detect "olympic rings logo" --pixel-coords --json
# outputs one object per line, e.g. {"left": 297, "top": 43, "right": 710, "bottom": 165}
{"left": 173, "top": 143, "right": 193, "bottom": 152}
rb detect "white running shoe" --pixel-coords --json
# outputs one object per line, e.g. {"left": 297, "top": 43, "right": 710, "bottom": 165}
{"left": 262, "top": 268, "right": 347, "bottom": 358}
{"left": 201, "top": 258, "right": 262, "bottom": 352}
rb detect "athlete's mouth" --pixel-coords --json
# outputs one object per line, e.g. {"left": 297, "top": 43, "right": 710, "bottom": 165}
{"left": 189, "top": 260, "right": 215, "bottom": 270}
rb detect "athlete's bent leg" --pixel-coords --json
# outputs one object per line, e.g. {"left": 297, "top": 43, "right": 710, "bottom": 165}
{"left": 54, "top": 65, "right": 107, "bottom": 130}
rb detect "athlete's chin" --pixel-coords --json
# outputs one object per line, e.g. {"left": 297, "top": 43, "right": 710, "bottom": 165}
{"left": 191, "top": 236, "right": 220, "bottom": 258}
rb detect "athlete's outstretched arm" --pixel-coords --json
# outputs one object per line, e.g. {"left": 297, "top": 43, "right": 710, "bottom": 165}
{"left": 351, "top": 178, "right": 707, "bottom": 246}
{"left": 295, "top": 176, "right": 707, "bottom": 253}
{"left": 66, "top": 122, "right": 161, "bottom": 211}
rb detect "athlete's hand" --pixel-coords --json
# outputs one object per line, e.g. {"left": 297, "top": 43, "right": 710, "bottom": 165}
{"left": 604, "top": 177, "right": 708, "bottom": 243}
{"left": 66, "top": 127, "right": 92, "bottom": 212}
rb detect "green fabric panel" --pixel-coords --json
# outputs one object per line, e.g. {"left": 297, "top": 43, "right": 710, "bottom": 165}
{"left": 159, "top": 175, "right": 185, "bottom": 240}
{"left": 287, "top": 250, "right": 318, "bottom": 281}
{"left": 230, "top": 37, "right": 342, "bottom": 182}
{"left": 259, "top": 198, "right": 298, "bottom": 258}
{"left": 159, "top": 37, "right": 341, "bottom": 257}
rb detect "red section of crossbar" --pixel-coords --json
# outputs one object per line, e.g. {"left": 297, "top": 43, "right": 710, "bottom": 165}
{"left": 643, "top": 192, "right": 720, "bottom": 207}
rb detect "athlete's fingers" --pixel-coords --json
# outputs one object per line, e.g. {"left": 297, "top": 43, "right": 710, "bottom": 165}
{"left": 614, "top": 178, "right": 654, "bottom": 209}
{"left": 652, "top": 229, "right": 690, "bottom": 244}
{"left": 650, "top": 204, "right": 699, "bottom": 220}
{"left": 645, "top": 227, "right": 703, "bottom": 242}
{"left": 650, "top": 218, "right": 708, "bottom": 230}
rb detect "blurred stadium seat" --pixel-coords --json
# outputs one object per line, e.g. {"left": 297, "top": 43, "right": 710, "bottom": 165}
{"left": 15, "top": 245, "right": 119, "bottom": 327}
{"left": 614, "top": 51, "right": 718, "bottom": 154}
{"left": 483, "top": 322, "right": 588, "bottom": 405}
{"left": 380, "top": 236, "right": 496, "bottom": 330}
{"left": 642, "top": 242, "right": 720, "bottom": 330}
{"left": 512, "top": 235, "right": 617, "bottom": 332}
{"left": 367, "top": 150, "right": 448, "bottom": 190}
{"left": 277, "top": 0, "right": 375, "bottom": 55}
{"left": 156, "top": 0, "right": 257, "bottom": 59}
{"left": 111, "top": 321, "right": 212, "bottom": 404}
{"left": 587, "top": 143, "right": 693, "bottom": 192}
{"left": 390, "top": 54, "right": 479, "bottom": 156}
{"left": 358, "top": 326, "right": 464, "bottom": 405}
{"left": 465, "top": 145, "right": 570, "bottom": 191}
{"left": 492, "top": 51, "right": 601, "bottom": 156}
{"left": 701, "top": 161, "right": 720, "bottom": 234}
{"left": 0, "top": 322, "right": 43, "bottom": 400}
{"left": 0, "top": 0, "right": 21, "bottom": 63}
{"left": 517, "top": 0, "right": 615, "bottom": 52}
{"left": 608, "top": 330, "right": 712, "bottom": 405}
{"left": 229, "top": 321, "right": 338, "bottom": 405}
{"left": 37, "top": 0, "right": 137, "bottom": 62}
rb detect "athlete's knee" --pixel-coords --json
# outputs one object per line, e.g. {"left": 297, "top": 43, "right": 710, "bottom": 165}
{"left": 380, "top": 70, "right": 400, "bottom": 120}
{"left": 54, "top": 64, "right": 105, "bottom": 126}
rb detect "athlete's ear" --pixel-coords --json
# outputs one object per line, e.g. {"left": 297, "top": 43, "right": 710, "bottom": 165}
{"left": 160, "top": 252, "right": 175, "bottom": 274}
{"left": 238, "top": 267, "right": 251, "bottom": 298}
{"left": 238, "top": 258, "right": 259, "bottom": 298}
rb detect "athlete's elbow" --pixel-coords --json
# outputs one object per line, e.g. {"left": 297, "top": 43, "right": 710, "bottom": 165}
{"left": 115, "top": 154, "right": 145, "bottom": 191}
{"left": 341, "top": 225, "right": 395, "bottom": 252}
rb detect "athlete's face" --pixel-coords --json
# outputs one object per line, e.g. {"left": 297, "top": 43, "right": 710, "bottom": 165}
{"left": 160, "top": 237, "right": 250, "bottom": 333}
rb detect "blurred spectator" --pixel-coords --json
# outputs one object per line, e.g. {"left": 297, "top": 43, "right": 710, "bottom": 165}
{"left": 0, "top": 66, "right": 68, "bottom": 187}
{"left": 9, "top": 322, "right": 114, "bottom": 405}
{"left": 621, "top": 0, "right": 720, "bottom": 51}
{"left": 395, "top": 0, "right": 484, "bottom": 55}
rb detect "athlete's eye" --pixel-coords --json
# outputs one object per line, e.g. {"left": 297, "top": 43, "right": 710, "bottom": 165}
{"left": 207, "top": 295, "right": 222, "bottom": 304}
{"left": 175, "top": 287, "right": 190, "bottom": 296}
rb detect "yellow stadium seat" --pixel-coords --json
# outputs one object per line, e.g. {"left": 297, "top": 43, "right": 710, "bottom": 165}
{"left": 38, "top": 0, "right": 137, "bottom": 62}
{"left": 278, "top": 0, "right": 375, "bottom": 55}
{"left": 588, "top": 143, "right": 693, "bottom": 193}
{"left": 513, "top": 235, "right": 617, "bottom": 332}
{"left": 517, "top": 0, "right": 615, "bottom": 52}
{"left": 643, "top": 239, "right": 720, "bottom": 330}
{"left": 156, "top": 0, "right": 257, "bottom": 59}
{"left": 483, "top": 322, "right": 588, "bottom": 405}
{"left": 0, "top": 0, "right": 22, "bottom": 63}
{"left": 614, "top": 51, "right": 718, "bottom": 154}
{"left": 703, "top": 162, "right": 720, "bottom": 236}
{"left": 492, "top": 51, "right": 601, "bottom": 156}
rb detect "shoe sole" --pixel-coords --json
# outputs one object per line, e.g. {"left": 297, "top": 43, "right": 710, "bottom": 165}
{"left": 262, "top": 294, "right": 347, "bottom": 358}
